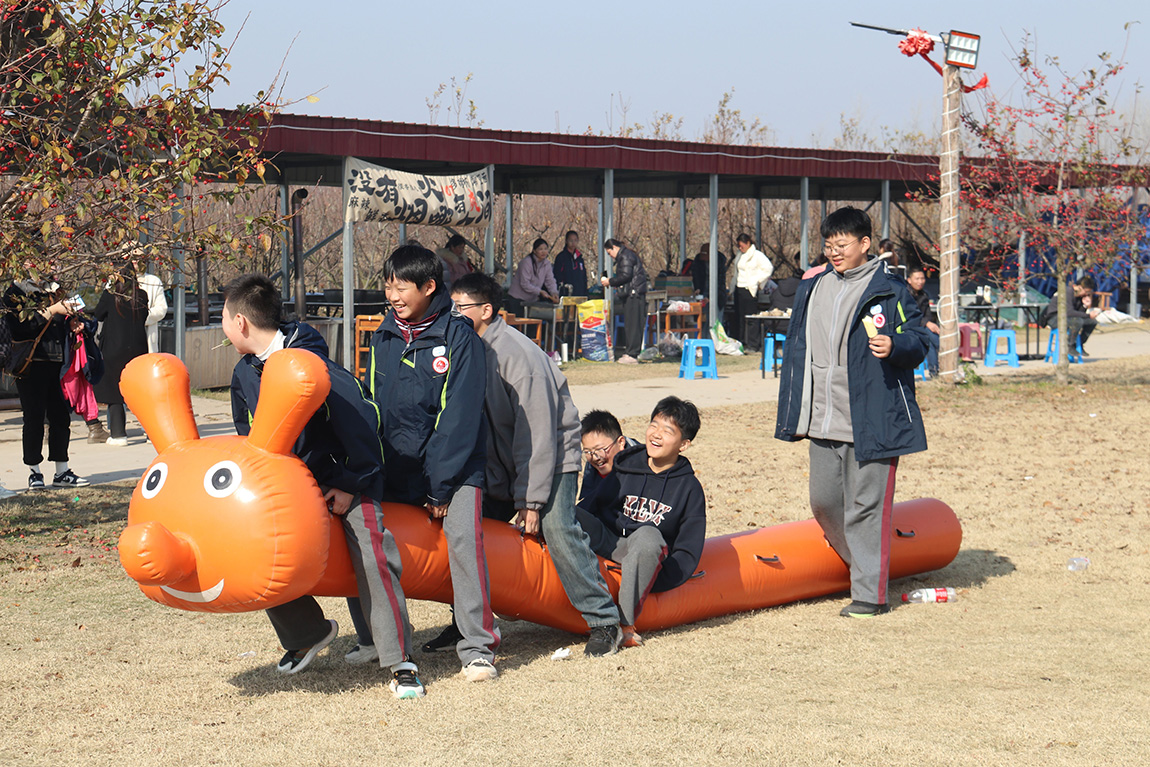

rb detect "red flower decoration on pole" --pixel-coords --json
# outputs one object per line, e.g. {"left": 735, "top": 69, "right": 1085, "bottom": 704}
{"left": 899, "top": 28, "right": 988, "bottom": 92}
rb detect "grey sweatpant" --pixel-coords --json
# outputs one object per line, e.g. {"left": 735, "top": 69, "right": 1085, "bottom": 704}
{"left": 808, "top": 439, "right": 898, "bottom": 605}
{"left": 443, "top": 485, "right": 501, "bottom": 664}
{"left": 575, "top": 509, "right": 668, "bottom": 626}
{"left": 266, "top": 495, "right": 413, "bottom": 667}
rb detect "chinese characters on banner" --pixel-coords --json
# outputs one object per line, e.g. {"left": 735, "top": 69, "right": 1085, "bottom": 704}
{"left": 343, "top": 157, "right": 492, "bottom": 226}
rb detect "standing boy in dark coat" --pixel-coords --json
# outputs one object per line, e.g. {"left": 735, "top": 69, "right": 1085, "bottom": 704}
{"left": 775, "top": 207, "right": 929, "bottom": 618}
{"left": 223, "top": 274, "right": 424, "bottom": 699}
{"left": 367, "top": 246, "right": 500, "bottom": 682}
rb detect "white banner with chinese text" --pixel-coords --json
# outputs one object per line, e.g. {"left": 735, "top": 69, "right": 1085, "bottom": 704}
{"left": 343, "top": 157, "right": 492, "bottom": 226}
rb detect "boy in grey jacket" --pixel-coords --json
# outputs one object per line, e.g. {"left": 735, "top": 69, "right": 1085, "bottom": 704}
{"left": 451, "top": 273, "right": 625, "bottom": 657}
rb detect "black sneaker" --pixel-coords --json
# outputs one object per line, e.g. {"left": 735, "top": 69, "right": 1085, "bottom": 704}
{"left": 584, "top": 624, "right": 622, "bottom": 657}
{"left": 28, "top": 472, "right": 45, "bottom": 490}
{"left": 421, "top": 622, "right": 463, "bottom": 653}
{"left": 276, "top": 619, "right": 338, "bottom": 674}
{"left": 52, "top": 470, "right": 90, "bottom": 488}
{"left": 839, "top": 601, "right": 891, "bottom": 618}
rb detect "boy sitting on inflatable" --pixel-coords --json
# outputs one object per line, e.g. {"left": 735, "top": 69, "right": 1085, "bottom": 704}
{"left": 222, "top": 274, "right": 425, "bottom": 699}
{"left": 576, "top": 397, "right": 706, "bottom": 647}
{"left": 577, "top": 409, "right": 638, "bottom": 505}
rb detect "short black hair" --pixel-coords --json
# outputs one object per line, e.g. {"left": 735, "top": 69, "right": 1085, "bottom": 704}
{"left": 451, "top": 272, "right": 503, "bottom": 313}
{"left": 820, "top": 206, "right": 872, "bottom": 241}
{"left": 565, "top": 230, "right": 578, "bottom": 240}
{"left": 222, "top": 274, "right": 282, "bottom": 331}
{"left": 907, "top": 266, "right": 926, "bottom": 278}
{"left": 383, "top": 245, "right": 443, "bottom": 294}
{"left": 1077, "top": 275, "right": 1096, "bottom": 291}
{"left": 650, "top": 396, "right": 700, "bottom": 441}
{"left": 581, "top": 409, "right": 623, "bottom": 440}
{"left": 736, "top": 233, "right": 753, "bottom": 245}
{"left": 532, "top": 238, "right": 548, "bottom": 252}
{"left": 446, "top": 234, "right": 466, "bottom": 249}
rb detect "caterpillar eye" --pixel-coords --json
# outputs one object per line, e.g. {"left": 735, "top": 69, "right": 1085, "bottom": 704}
{"left": 141, "top": 462, "right": 168, "bottom": 499}
{"left": 204, "top": 460, "right": 242, "bottom": 498}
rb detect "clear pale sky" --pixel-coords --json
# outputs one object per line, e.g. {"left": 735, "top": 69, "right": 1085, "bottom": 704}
{"left": 210, "top": 1, "right": 1146, "bottom": 148}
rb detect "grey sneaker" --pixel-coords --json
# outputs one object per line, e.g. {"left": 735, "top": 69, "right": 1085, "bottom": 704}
{"left": 276, "top": 619, "right": 338, "bottom": 674}
{"left": 461, "top": 658, "right": 498, "bottom": 682}
{"left": 28, "top": 472, "right": 45, "bottom": 490}
{"left": 52, "top": 470, "right": 90, "bottom": 488}
{"left": 584, "top": 624, "right": 622, "bottom": 657}
{"left": 389, "top": 663, "right": 426, "bottom": 699}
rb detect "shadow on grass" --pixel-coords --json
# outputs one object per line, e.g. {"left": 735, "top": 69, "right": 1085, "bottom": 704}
{"left": 0, "top": 483, "right": 132, "bottom": 536}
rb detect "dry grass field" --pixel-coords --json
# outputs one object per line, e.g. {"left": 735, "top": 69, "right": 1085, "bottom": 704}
{"left": 2, "top": 356, "right": 1149, "bottom": 766}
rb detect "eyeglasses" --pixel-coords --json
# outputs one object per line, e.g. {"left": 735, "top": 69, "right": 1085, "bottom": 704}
{"left": 823, "top": 238, "right": 861, "bottom": 255}
{"left": 581, "top": 441, "right": 619, "bottom": 460}
{"left": 454, "top": 302, "right": 490, "bottom": 311}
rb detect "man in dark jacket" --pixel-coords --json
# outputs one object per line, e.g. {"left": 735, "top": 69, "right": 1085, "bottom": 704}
{"left": 907, "top": 267, "right": 940, "bottom": 375}
{"left": 577, "top": 396, "right": 706, "bottom": 647}
{"left": 1040, "top": 275, "right": 1100, "bottom": 355}
{"left": 775, "top": 207, "right": 929, "bottom": 619}
{"left": 367, "top": 245, "right": 500, "bottom": 683}
{"left": 601, "top": 238, "right": 649, "bottom": 364}
{"left": 223, "top": 274, "right": 424, "bottom": 699}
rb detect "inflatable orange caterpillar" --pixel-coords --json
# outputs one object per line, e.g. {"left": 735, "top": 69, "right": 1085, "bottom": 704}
{"left": 118, "top": 353, "right": 962, "bottom": 634}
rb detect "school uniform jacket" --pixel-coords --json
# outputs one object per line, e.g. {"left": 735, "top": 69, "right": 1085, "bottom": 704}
{"left": 580, "top": 444, "right": 707, "bottom": 593}
{"left": 774, "top": 262, "right": 929, "bottom": 461}
{"left": 230, "top": 321, "right": 385, "bottom": 501}
{"left": 368, "top": 291, "right": 487, "bottom": 506}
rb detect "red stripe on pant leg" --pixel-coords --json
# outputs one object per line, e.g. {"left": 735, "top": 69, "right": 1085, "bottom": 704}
{"left": 469, "top": 486, "right": 500, "bottom": 651}
{"left": 363, "top": 498, "right": 407, "bottom": 658}
{"left": 878, "top": 458, "right": 898, "bottom": 604}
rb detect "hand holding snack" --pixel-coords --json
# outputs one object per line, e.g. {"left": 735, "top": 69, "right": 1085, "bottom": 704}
{"left": 861, "top": 316, "right": 877, "bottom": 338}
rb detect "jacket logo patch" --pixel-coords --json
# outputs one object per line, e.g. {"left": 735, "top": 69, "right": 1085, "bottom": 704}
{"left": 432, "top": 355, "right": 450, "bottom": 374}
{"left": 432, "top": 345, "right": 446, "bottom": 356}
{"left": 869, "top": 305, "right": 882, "bottom": 315}
{"left": 873, "top": 313, "right": 887, "bottom": 328}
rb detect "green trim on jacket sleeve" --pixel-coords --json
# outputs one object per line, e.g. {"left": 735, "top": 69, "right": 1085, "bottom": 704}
{"left": 895, "top": 300, "right": 907, "bottom": 333}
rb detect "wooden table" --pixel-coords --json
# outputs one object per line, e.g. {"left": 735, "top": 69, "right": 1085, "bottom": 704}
{"left": 663, "top": 301, "right": 704, "bottom": 339}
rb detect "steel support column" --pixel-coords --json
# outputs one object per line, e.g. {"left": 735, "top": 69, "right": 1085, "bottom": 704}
{"left": 504, "top": 185, "right": 514, "bottom": 287}
{"left": 279, "top": 184, "right": 291, "bottom": 301}
{"left": 484, "top": 164, "right": 495, "bottom": 274}
{"left": 708, "top": 174, "right": 719, "bottom": 330}
{"left": 341, "top": 157, "right": 355, "bottom": 371}
{"left": 881, "top": 179, "right": 891, "bottom": 241}
{"left": 799, "top": 177, "right": 810, "bottom": 271}
{"left": 679, "top": 195, "right": 687, "bottom": 271}
{"left": 603, "top": 169, "right": 615, "bottom": 294}
{"left": 755, "top": 197, "right": 763, "bottom": 250}
{"left": 172, "top": 183, "right": 185, "bottom": 361}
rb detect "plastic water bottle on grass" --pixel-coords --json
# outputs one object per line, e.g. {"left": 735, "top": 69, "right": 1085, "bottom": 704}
{"left": 902, "top": 587, "right": 957, "bottom": 603}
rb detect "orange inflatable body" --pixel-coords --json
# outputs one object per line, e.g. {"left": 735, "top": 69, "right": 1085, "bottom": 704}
{"left": 119, "top": 353, "right": 962, "bottom": 634}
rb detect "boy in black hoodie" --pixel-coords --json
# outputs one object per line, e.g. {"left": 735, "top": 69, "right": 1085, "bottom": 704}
{"left": 222, "top": 275, "right": 424, "bottom": 699}
{"left": 577, "top": 396, "right": 706, "bottom": 647}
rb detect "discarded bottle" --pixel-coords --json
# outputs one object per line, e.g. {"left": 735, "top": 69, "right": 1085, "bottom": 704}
{"left": 902, "top": 587, "right": 957, "bottom": 603}
{"left": 1067, "top": 557, "right": 1091, "bottom": 572}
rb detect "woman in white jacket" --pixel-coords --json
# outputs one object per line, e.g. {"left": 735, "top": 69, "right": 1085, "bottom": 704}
{"left": 137, "top": 270, "right": 167, "bottom": 353}
{"left": 730, "top": 233, "right": 773, "bottom": 351}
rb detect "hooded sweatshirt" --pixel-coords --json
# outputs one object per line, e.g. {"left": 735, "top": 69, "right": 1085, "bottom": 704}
{"left": 481, "top": 315, "right": 581, "bottom": 510}
{"left": 580, "top": 444, "right": 706, "bottom": 592}
{"left": 230, "top": 320, "right": 386, "bottom": 501}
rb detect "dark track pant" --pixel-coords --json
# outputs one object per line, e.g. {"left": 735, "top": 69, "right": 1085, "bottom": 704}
{"left": 618, "top": 294, "right": 646, "bottom": 358}
{"left": 15, "top": 361, "right": 71, "bottom": 466}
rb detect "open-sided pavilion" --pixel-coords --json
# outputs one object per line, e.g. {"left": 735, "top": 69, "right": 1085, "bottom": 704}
{"left": 176, "top": 113, "right": 943, "bottom": 367}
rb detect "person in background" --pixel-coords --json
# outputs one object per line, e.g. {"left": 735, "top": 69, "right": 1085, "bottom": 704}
{"left": 601, "top": 238, "right": 648, "bottom": 365}
{"left": 552, "top": 230, "right": 588, "bottom": 297}
{"left": 1041, "top": 275, "right": 1101, "bottom": 355}
{"left": 93, "top": 267, "right": 150, "bottom": 446}
{"left": 3, "top": 279, "right": 91, "bottom": 489}
{"left": 508, "top": 238, "right": 560, "bottom": 309}
{"left": 691, "top": 243, "right": 728, "bottom": 309}
{"left": 137, "top": 267, "right": 167, "bottom": 354}
{"left": 436, "top": 234, "right": 474, "bottom": 292}
{"left": 907, "top": 267, "right": 940, "bottom": 376}
{"left": 730, "top": 234, "right": 773, "bottom": 352}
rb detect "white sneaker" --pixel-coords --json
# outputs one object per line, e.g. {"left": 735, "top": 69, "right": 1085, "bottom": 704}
{"left": 461, "top": 657, "right": 498, "bottom": 682}
{"left": 105, "top": 437, "right": 129, "bottom": 447}
{"left": 389, "top": 663, "right": 426, "bottom": 699}
{"left": 616, "top": 355, "right": 638, "bottom": 365}
{"left": 344, "top": 643, "right": 379, "bottom": 665}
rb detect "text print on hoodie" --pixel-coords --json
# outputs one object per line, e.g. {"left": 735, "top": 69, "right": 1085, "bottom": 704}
{"left": 579, "top": 444, "right": 707, "bottom": 593}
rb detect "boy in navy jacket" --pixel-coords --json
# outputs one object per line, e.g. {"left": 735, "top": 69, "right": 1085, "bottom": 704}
{"left": 223, "top": 274, "right": 424, "bottom": 699}
{"left": 577, "top": 397, "right": 706, "bottom": 647}
{"left": 775, "top": 207, "right": 929, "bottom": 618}
{"left": 367, "top": 246, "right": 500, "bottom": 682}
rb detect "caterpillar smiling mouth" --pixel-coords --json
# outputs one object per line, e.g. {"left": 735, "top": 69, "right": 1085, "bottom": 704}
{"left": 160, "top": 579, "right": 225, "bottom": 603}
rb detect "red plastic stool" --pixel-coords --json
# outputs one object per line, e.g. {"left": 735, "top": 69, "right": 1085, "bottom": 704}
{"left": 959, "top": 323, "right": 984, "bottom": 361}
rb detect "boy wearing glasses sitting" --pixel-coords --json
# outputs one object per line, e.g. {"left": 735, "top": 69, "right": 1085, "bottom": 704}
{"left": 577, "top": 410, "right": 639, "bottom": 504}
{"left": 775, "top": 206, "right": 929, "bottom": 619}
{"left": 450, "top": 273, "right": 625, "bottom": 657}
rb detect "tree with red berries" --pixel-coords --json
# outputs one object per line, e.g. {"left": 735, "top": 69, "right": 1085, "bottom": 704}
{"left": 0, "top": 0, "right": 280, "bottom": 291}
{"left": 960, "top": 31, "right": 1147, "bottom": 383}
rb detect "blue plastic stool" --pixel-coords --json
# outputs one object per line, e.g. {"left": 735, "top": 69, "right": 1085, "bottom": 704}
{"left": 914, "top": 358, "right": 930, "bottom": 381}
{"left": 679, "top": 338, "right": 718, "bottom": 380}
{"left": 1044, "top": 328, "right": 1083, "bottom": 364}
{"left": 984, "top": 328, "right": 1021, "bottom": 368}
{"left": 760, "top": 333, "right": 786, "bottom": 375}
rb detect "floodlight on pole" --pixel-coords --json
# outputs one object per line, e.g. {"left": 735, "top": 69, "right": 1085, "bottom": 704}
{"left": 944, "top": 31, "right": 980, "bottom": 69}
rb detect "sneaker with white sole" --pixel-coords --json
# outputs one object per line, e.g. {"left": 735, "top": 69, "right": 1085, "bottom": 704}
{"left": 344, "top": 643, "right": 379, "bottom": 665}
{"left": 276, "top": 619, "right": 338, "bottom": 674}
{"left": 52, "top": 470, "right": 89, "bottom": 488}
{"left": 105, "top": 437, "right": 129, "bottom": 447}
{"left": 461, "top": 657, "right": 498, "bottom": 682}
{"left": 616, "top": 355, "right": 638, "bottom": 365}
{"left": 389, "top": 662, "right": 426, "bottom": 699}
{"left": 584, "top": 624, "right": 622, "bottom": 657}
{"left": 28, "top": 472, "right": 45, "bottom": 491}
{"left": 421, "top": 622, "right": 463, "bottom": 653}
